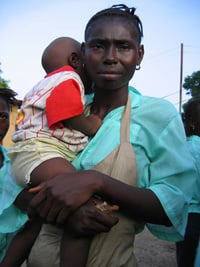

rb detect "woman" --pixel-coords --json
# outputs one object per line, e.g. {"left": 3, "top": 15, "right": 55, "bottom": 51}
{"left": 2, "top": 4, "right": 196, "bottom": 267}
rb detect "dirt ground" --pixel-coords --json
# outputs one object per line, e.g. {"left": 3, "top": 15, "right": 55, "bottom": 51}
{"left": 134, "top": 227, "right": 177, "bottom": 267}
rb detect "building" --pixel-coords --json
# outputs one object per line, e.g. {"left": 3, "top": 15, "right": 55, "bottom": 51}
{"left": 3, "top": 100, "right": 22, "bottom": 148}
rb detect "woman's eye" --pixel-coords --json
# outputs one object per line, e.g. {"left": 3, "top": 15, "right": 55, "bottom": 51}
{"left": 119, "top": 44, "right": 130, "bottom": 50}
{"left": 93, "top": 43, "right": 103, "bottom": 49}
{"left": 0, "top": 114, "right": 8, "bottom": 120}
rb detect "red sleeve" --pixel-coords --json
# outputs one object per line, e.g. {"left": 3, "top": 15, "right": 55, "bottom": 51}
{"left": 46, "top": 79, "right": 84, "bottom": 129}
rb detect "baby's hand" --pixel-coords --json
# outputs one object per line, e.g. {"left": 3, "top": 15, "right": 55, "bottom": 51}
{"left": 87, "top": 114, "right": 102, "bottom": 134}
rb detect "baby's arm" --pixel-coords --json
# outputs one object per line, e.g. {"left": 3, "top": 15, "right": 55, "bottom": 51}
{"left": 63, "top": 113, "right": 102, "bottom": 136}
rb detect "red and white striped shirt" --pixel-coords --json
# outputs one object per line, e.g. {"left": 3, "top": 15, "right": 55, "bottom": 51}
{"left": 12, "top": 65, "right": 88, "bottom": 153}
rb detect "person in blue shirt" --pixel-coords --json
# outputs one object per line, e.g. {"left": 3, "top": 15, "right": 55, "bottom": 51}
{"left": 0, "top": 4, "right": 197, "bottom": 266}
{"left": 0, "top": 88, "right": 25, "bottom": 262}
{"left": 176, "top": 98, "right": 200, "bottom": 267}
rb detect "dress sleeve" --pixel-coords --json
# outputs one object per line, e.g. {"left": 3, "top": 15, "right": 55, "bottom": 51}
{"left": 146, "top": 114, "right": 196, "bottom": 241}
{"left": 46, "top": 79, "right": 84, "bottom": 129}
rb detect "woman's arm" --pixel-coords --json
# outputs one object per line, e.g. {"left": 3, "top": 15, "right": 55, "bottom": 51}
{"left": 27, "top": 170, "right": 171, "bottom": 226}
{"left": 92, "top": 170, "right": 171, "bottom": 226}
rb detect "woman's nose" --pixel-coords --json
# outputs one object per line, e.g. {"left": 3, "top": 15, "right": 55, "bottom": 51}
{"left": 104, "top": 45, "right": 118, "bottom": 64}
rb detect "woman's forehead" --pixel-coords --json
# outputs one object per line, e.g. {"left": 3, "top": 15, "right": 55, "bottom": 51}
{"left": 86, "top": 17, "right": 138, "bottom": 39}
{"left": 90, "top": 16, "right": 132, "bottom": 29}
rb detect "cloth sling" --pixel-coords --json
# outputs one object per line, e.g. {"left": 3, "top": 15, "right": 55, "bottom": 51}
{"left": 86, "top": 93, "right": 140, "bottom": 267}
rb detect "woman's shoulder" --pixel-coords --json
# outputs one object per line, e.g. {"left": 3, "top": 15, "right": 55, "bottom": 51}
{"left": 129, "top": 87, "right": 180, "bottom": 121}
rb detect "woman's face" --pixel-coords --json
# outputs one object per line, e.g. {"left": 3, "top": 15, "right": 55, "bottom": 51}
{"left": 0, "top": 97, "right": 9, "bottom": 142}
{"left": 83, "top": 17, "right": 144, "bottom": 91}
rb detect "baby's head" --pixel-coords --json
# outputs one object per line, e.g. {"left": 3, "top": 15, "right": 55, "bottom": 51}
{"left": 41, "top": 37, "right": 92, "bottom": 92}
{"left": 41, "top": 37, "right": 82, "bottom": 74}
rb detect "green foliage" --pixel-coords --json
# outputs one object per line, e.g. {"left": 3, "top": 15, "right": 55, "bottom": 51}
{"left": 0, "top": 62, "right": 10, "bottom": 89}
{"left": 183, "top": 70, "right": 200, "bottom": 98}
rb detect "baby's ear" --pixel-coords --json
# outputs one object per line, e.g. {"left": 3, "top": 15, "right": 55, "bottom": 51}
{"left": 68, "top": 52, "right": 81, "bottom": 69}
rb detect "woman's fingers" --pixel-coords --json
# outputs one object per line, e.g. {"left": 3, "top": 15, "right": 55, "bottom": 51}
{"left": 28, "top": 186, "right": 47, "bottom": 208}
{"left": 65, "top": 199, "right": 119, "bottom": 236}
{"left": 55, "top": 207, "right": 70, "bottom": 225}
{"left": 29, "top": 184, "right": 44, "bottom": 194}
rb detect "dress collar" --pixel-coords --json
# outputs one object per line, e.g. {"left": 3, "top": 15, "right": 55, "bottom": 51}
{"left": 85, "top": 86, "right": 142, "bottom": 109}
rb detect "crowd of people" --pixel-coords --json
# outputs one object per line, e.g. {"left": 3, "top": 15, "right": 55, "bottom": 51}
{"left": 0, "top": 4, "right": 199, "bottom": 267}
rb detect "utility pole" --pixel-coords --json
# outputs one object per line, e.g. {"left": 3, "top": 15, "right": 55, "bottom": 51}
{"left": 179, "top": 43, "right": 184, "bottom": 114}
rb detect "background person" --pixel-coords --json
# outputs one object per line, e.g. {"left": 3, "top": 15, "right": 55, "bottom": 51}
{"left": 0, "top": 88, "right": 26, "bottom": 262}
{"left": 176, "top": 98, "right": 200, "bottom": 267}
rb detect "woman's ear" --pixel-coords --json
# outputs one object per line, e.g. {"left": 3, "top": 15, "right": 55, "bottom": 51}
{"left": 137, "top": 44, "right": 144, "bottom": 65}
{"left": 68, "top": 52, "right": 80, "bottom": 70}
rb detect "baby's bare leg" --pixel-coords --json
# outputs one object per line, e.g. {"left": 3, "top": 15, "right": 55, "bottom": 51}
{"left": 60, "top": 198, "right": 118, "bottom": 267}
{"left": 0, "top": 219, "right": 42, "bottom": 267}
{"left": 30, "top": 157, "right": 76, "bottom": 186}
{"left": 60, "top": 230, "right": 91, "bottom": 267}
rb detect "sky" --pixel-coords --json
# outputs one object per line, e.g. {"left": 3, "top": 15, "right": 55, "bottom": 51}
{"left": 1, "top": 0, "right": 200, "bottom": 111}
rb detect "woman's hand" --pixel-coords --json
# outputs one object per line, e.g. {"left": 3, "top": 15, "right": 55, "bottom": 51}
{"left": 28, "top": 171, "right": 102, "bottom": 224}
{"left": 65, "top": 199, "right": 119, "bottom": 236}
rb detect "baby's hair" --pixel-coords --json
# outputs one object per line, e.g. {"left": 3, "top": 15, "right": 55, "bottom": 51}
{"left": 183, "top": 97, "right": 200, "bottom": 136}
{"left": 0, "top": 88, "right": 18, "bottom": 108}
{"left": 85, "top": 4, "right": 143, "bottom": 44}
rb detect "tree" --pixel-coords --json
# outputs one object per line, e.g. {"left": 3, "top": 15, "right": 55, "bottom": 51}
{"left": 0, "top": 62, "right": 10, "bottom": 88}
{"left": 183, "top": 70, "right": 200, "bottom": 99}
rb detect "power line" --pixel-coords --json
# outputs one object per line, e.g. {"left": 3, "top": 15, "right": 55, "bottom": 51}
{"left": 144, "top": 45, "right": 200, "bottom": 62}
{"left": 144, "top": 47, "right": 179, "bottom": 62}
{"left": 184, "top": 45, "right": 200, "bottom": 49}
{"left": 161, "top": 90, "right": 179, "bottom": 99}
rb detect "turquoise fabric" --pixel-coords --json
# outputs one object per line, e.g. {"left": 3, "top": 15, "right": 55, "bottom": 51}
{"left": 73, "top": 86, "right": 196, "bottom": 242}
{"left": 187, "top": 135, "right": 200, "bottom": 267}
{"left": 0, "top": 146, "right": 27, "bottom": 261}
{"left": 186, "top": 135, "right": 200, "bottom": 214}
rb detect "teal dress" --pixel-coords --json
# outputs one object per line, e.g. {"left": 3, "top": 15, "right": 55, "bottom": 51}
{"left": 73, "top": 86, "right": 197, "bottom": 241}
{"left": 0, "top": 146, "right": 27, "bottom": 262}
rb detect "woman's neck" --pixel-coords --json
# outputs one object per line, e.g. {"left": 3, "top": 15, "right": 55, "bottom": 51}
{"left": 91, "top": 88, "right": 128, "bottom": 119}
